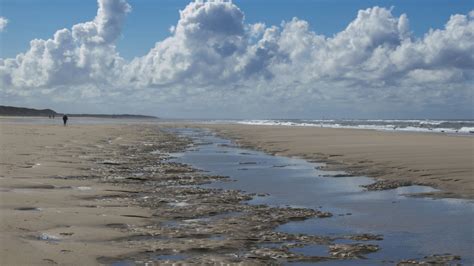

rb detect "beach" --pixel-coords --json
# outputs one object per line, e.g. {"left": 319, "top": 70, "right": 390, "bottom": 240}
{"left": 0, "top": 121, "right": 354, "bottom": 264}
{"left": 3, "top": 0, "right": 472, "bottom": 264}
{"left": 1, "top": 120, "right": 472, "bottom": 264}
{"left": 0, "top": 122, "right": 156, "bottom": 264}
{"left": 189, "top": 123, "right": 474, "bottom": 199}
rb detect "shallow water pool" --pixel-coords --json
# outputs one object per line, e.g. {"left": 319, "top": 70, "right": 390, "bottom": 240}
{"left": 170, "top": 128, "right": 474, "bottom": 265}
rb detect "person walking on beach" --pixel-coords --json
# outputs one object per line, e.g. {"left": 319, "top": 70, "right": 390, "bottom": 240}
{"left": 62, "top": 114, "right": 68, "bottom": 126}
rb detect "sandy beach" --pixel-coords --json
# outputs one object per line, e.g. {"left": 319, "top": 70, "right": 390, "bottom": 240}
{"left": 1, "top": 120, "right": 472, "bottom": 265}
{"left": 2, "top": 0, "right": 473, "bottom": 264}
{"left": 0, "top": 121, "right": 357, "bottom": 264}
{"left": 187, "top": 124, "right": 474, "bottom": 199}
{"left": 0, "top": 122, "right": 155, "bottom": 265}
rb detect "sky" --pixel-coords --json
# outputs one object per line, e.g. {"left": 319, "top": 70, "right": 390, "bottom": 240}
{"left": 0, "top": 0, "right": 473, "bottom": 119}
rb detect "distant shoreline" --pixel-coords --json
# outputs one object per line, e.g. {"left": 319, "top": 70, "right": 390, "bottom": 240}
{"left": 66, "top": 114, "right": 158, "bottom": 119}
{"left": 0, "top": 105, "right": 157, "bottom": 119}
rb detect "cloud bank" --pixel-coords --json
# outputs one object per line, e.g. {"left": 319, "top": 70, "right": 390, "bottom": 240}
{"left": 1, "top": 0, "right": 473, "bottom": 118}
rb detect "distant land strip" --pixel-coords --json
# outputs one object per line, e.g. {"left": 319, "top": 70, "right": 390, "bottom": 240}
{"left": 0, "top": 105, "right": 157, "bottom": 119}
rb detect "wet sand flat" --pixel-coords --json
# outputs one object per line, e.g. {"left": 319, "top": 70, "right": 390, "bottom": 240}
{"left": 1, "top": 121, "right": 471, "bottom": 265}
{"left": 1, "top": 122, "right": 352, "bottom": 264}
{"left": 186, "top": 124, "right": 474, "bottom": 199}
{"left": 170, "top": 128, "right": 473, "bottom": 264}
{"left": 0, "top": 123, "right": 154, "bottom": 265}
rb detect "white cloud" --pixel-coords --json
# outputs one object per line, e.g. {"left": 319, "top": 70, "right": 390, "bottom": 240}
{"left": 0, "top": 17, "right": 8, "bottom": 32}
{"left": 124, "top": 0, "right": 248, "bottom": 87}
{"left": 0, "top": 0, "right": 130, "bottom": 89}
{"left": 1, "top": 0, "right": 473, "bottom": 118}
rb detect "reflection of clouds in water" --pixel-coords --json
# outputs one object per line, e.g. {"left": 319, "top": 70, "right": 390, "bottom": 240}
{"left": 345, "top": 184, "right": 440, "bottom": 202}
{"left": 173, "top": 128, "right": 474, "bottom": 264}
{"left": 396, "top": 185, "right": 438, "bottom": 194}
{"left": 439, "top": 197, "right": 474, "bottom": 206}
{"left": 322, "top": 176, "right": 373, "bottom": 194}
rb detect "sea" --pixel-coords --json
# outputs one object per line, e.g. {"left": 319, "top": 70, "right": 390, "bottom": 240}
{"left": 205, "top": 119, "right": 474, "bottom": 135}
{"left": 2, "top": 116, "right": 474, "bottom": 135}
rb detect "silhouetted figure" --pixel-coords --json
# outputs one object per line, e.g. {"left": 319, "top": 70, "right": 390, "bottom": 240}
{"left": 62, "top": 115, "right": 68, "bottom": 126}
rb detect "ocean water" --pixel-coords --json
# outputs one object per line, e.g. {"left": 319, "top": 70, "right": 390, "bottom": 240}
{"left": 3, "top": 117, "right": 474, "bottom": 135}
{"left": 170, "top": 128, "right": 474, "bottom": 265}
{"left": 206, "top": 119, "right": 474, "bottom": 135}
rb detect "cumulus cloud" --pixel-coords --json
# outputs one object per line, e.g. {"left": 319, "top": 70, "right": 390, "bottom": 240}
{"left": 0, "top": 0, "right": 130, "bottom": 90}
{"left": 124, "top": 3, "right": 473, "bottom": 102}
{"left": 0, "top": 17, "right": 8, "bottom": 32}
{"left": 1, "top": 0, "right": 473, "bottom": 118}
{"left": 124, "top": 0, "right": 247, "bottom": 87}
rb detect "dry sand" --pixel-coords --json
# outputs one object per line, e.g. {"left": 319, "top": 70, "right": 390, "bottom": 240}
{"left": 189, "top": 124, "right": 474, "bottom": 199}
{"left": 0, "top": 123, "right": 152, "bottom": 265}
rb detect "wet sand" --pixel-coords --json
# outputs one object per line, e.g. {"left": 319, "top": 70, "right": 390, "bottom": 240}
{"left": 1, "top": 122, "right": 378, "bottom": 264}
{"left": 184, "top": 124, "right": 474, "bottom": 199}
{"left": 0, "top": 123, "right": 155, "bottom": 264}
{"left": 1, "top": 120, "right": 470, "bottom": 265}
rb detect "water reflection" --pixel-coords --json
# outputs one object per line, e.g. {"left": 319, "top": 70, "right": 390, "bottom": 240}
{"left": 170, "top": 128, "right": 474, "bottom": 264}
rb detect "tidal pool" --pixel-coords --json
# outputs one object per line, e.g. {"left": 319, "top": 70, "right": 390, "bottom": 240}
{"left": 170, "top": 128, "right": 474, "bottom": 265}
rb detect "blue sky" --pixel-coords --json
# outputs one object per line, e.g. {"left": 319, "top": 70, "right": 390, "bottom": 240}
{"left": 0, "top": 0, "right": 473, "bottom": 118}
{"left": 1, "top": 0, "right": 472, "bottom": 60}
